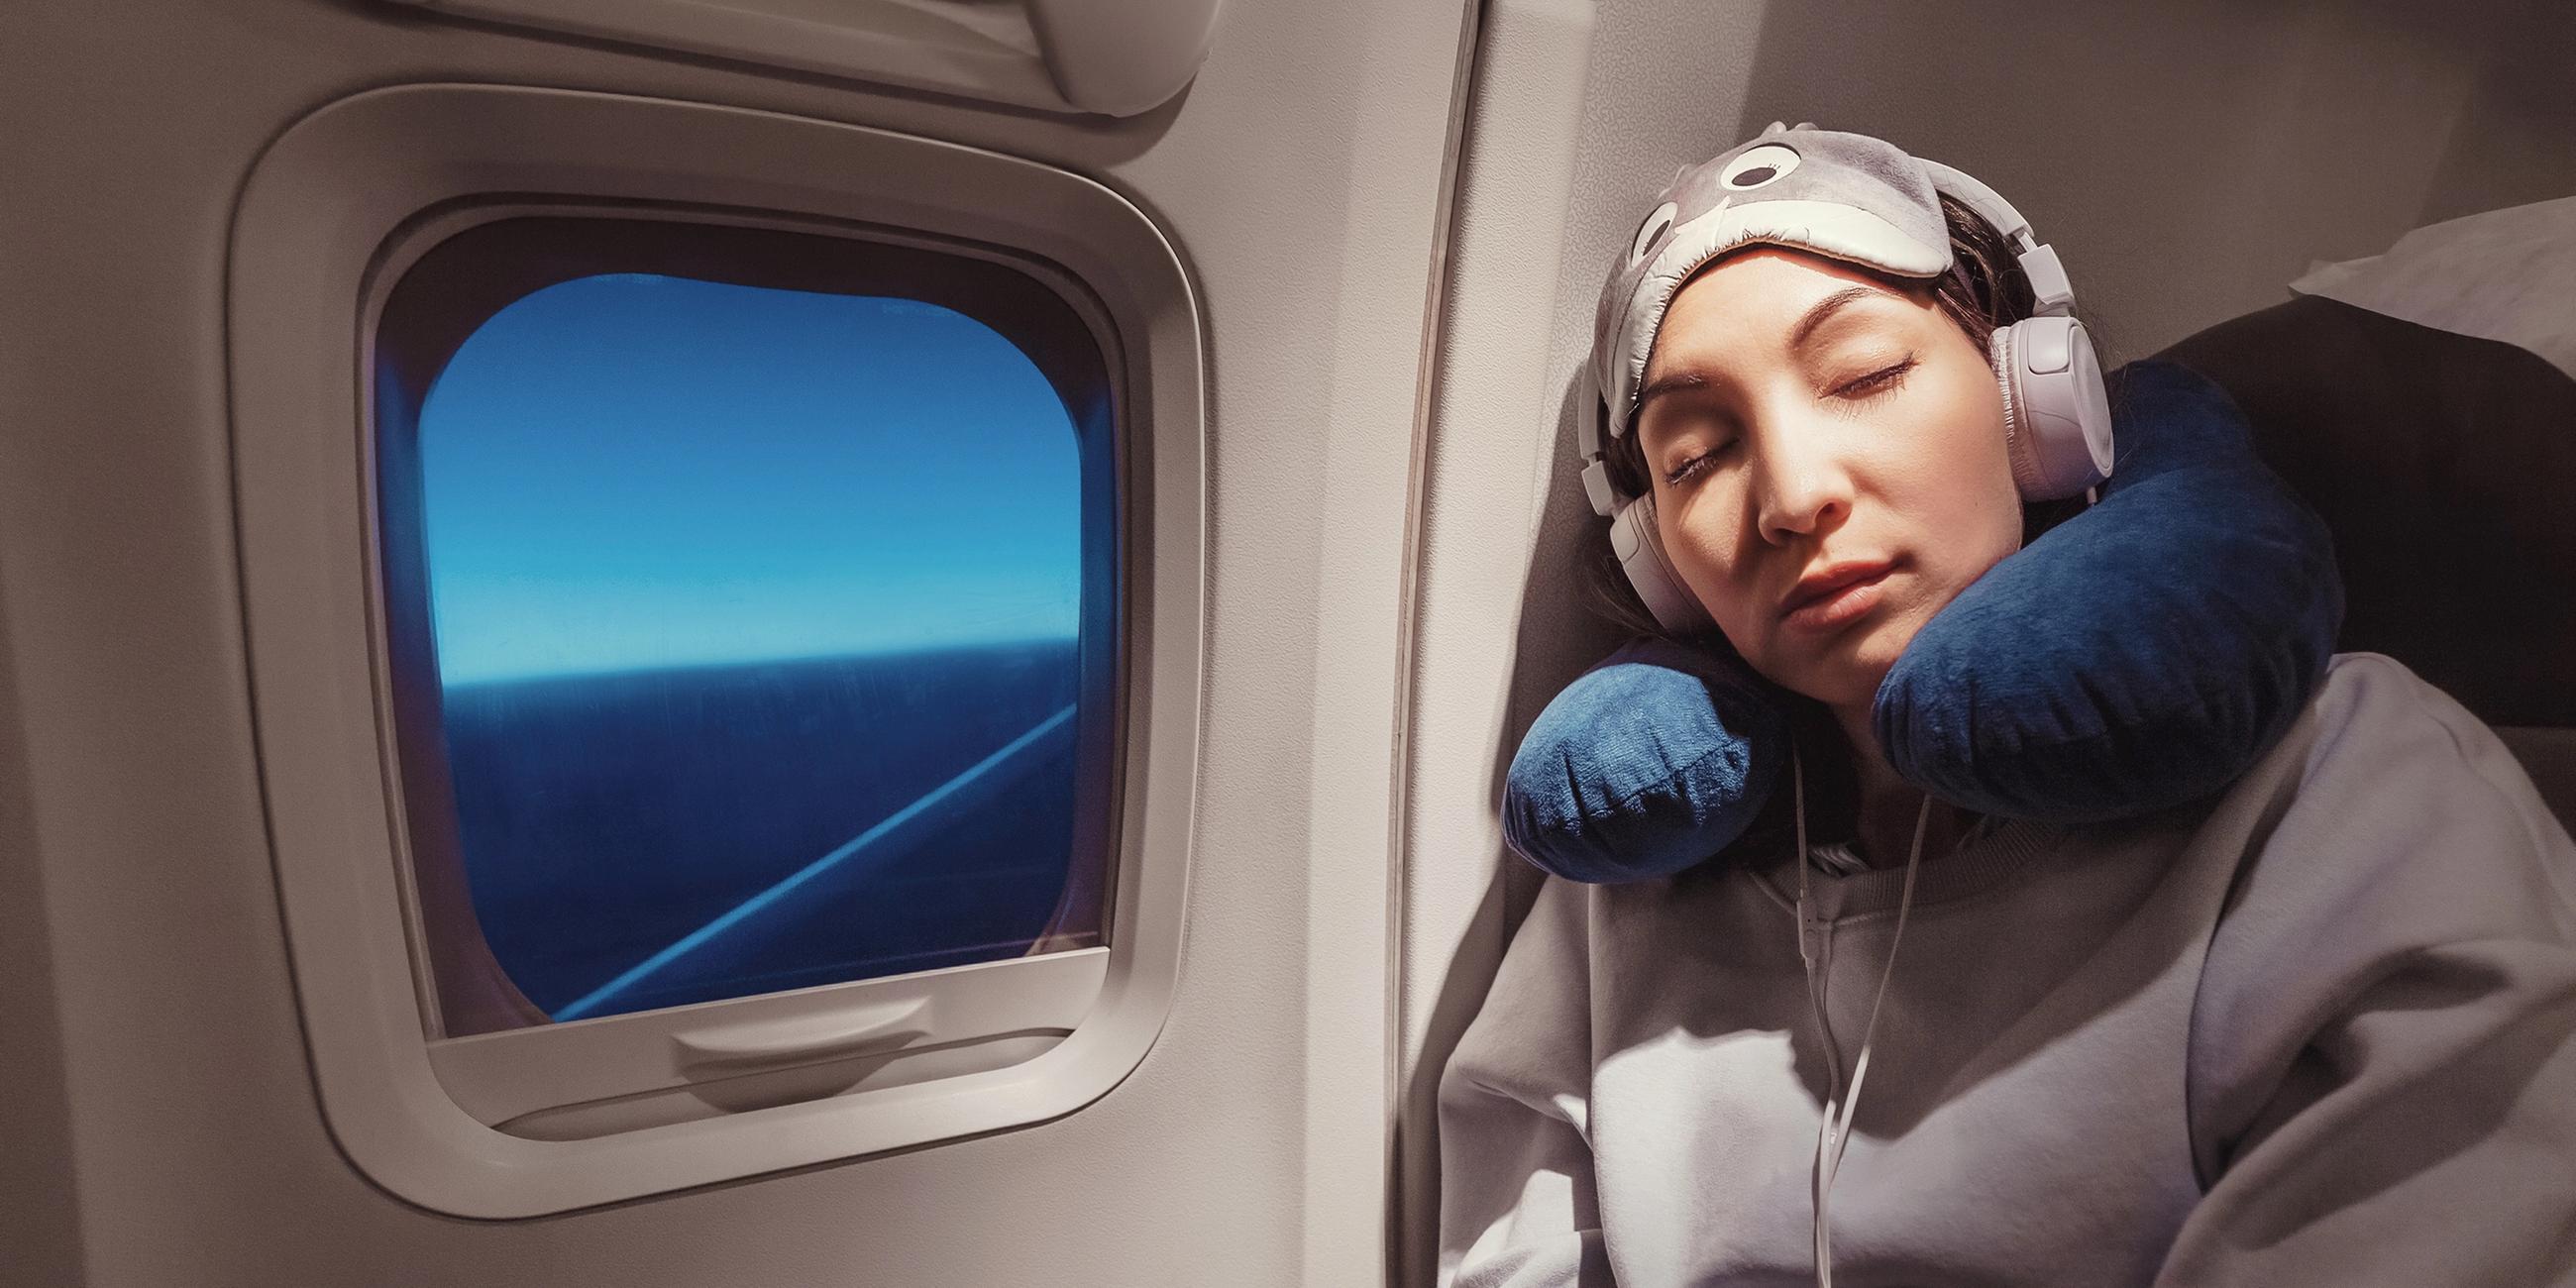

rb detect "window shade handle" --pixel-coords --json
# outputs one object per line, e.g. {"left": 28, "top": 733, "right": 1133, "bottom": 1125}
{"left": 672, "top": 996, "right": 932, "bottom": 1068}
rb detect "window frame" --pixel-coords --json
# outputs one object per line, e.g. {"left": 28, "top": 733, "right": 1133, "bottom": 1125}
{"left": 373, "top": 211, "right": 1126, "bottom": 1047}
{"left": 229, "top": 83, "right": 1205, "bottom": 1218}
{"left": 376, "top": 207, "right": 1127, "bottom": 1126}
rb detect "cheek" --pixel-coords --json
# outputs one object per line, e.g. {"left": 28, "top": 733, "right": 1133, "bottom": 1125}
{"left": 1911, "top": 384, "right": 2025, "bottom": 575}
{"left": 1656, "top": 491, "right": 1776, "bottom": 650}
{"left": 1654, "top": 491, "right": 1742, "bottom": 596}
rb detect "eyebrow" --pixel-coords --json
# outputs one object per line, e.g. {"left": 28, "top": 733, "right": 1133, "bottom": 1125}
{"left": 1633, "top": 284, "right": 1891, "bottom": 417}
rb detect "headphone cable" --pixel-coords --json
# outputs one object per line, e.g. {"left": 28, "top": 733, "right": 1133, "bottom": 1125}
{"left": 1793, "top": 747, "right": 1934, "bottom": 1288}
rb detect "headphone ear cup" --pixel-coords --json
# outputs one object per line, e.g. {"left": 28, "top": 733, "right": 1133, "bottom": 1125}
{"left": 1609, "top": 491, "right": 1715, "bottom": 636}
{"left": 1990, "top": 323, "right": 2044, "bottom": 499}
{"left": 1992, "top": 317, "right": 2115, "bottom": 500}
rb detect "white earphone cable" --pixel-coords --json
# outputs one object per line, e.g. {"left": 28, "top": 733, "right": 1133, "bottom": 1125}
{"left": 1794, "top": 745, "right": 1934, "bottom": 1288}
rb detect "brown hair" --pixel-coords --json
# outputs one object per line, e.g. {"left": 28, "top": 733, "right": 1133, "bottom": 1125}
{"left": 1583, "top": 191, "right": 2115, "bottom": 649}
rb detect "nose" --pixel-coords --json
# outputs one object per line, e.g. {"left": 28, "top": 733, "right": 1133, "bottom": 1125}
{"left": 1751, "top": 412, "right": 1853, "bottom": 547}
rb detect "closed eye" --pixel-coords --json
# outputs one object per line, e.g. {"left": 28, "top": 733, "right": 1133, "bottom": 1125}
{"left": 1837, "top": 357, "right": 1917, "bottom": 400}
{"left": 1663, "top": 439, "right": 1734, "bottom": 486}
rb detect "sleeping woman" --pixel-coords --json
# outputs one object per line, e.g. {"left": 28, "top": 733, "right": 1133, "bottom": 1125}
{"left": 1437, "top": 125, "right": 2576, "bottom": 1287}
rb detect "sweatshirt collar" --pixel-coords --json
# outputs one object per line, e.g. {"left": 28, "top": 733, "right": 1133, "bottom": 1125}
{"left": 1753, "top": 816, "right": 2073, "bottom": 918}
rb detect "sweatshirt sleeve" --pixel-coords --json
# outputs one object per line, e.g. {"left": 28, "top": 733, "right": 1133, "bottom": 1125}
{"left": 1437, "top": 876, "right": 1618, "bottom": 1288}
{"left": 2157, "top": 654, "right": 2576, "bottom": 1286}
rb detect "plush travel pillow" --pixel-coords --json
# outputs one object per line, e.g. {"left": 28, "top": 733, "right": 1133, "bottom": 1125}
{"left": 1504, "top": 359, "right": 2346, "bottom": 883}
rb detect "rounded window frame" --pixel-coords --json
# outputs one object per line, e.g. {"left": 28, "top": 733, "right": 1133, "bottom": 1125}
{"left": 229, "top": 84, "right": 1205, "bottom": 1218}
{"left": 374, "top": 208, "right": 1127, "bottom": 1040}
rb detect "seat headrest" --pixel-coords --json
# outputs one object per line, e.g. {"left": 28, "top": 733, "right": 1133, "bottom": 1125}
{"left": 2157, "top": 294, "right": 2576, "bottom": 729}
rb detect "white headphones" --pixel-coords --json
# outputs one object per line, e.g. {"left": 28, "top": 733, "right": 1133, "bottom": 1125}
{"left": 1578, "top": 152, "right": 2115, "bottom": 637}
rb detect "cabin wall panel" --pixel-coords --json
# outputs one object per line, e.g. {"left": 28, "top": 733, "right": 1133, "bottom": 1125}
{"left": 2420, "top": 0, "right": 2576, "bottom": 226}
{"left": 0, "top": 0, "right": 1469, "bottom": 1283}
{"left": 0, "top": 576, "right": 85, "bottom": 1288}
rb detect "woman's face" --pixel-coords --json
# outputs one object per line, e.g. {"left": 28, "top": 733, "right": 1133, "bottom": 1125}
{"left": 1634, "top": 248, "right": 2021, "bottom": 710}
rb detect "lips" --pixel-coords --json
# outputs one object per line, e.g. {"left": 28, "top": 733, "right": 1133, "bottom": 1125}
{"left": 1781, "top": 558, "right": 1896, "bottom": 617}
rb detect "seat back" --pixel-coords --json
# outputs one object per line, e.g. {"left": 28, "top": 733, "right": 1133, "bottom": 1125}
{"left": 2159, "top": 295, "right": 2576, "bottom": 830}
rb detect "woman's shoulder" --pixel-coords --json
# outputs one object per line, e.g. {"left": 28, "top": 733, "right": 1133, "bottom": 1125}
{"left": 1483, "top": 858, "right": 1792, "bottom": 1009}
{"left": 2307, "top": 649, "right": 2490, "bottom": 725}
{"left": 2286, "top": 652, "right": 2558, "bottom": 826}
{"left": 2218, "top": 650, "right": 2575, "bottom": 947}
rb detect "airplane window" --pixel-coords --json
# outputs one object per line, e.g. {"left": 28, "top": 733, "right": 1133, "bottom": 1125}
{"left": 375, "top": 220, "right": 1122, "bottom": 1037}
{"left": 231, "top": 96, "right": 1192, "bottom": 1207}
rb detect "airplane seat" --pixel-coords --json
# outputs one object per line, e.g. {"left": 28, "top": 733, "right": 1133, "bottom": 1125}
{"left": 2156, "top": 293, "right": 2576, "bottom": 828}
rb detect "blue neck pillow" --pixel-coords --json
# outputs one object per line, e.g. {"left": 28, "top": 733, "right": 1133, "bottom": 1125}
{"left": 1504, "top": 360, "right": 2345, "bottom": 883}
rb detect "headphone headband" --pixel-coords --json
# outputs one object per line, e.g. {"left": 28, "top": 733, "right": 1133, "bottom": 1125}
{"left": 1917, "top": 159, "right": 2074, "bottom": 318}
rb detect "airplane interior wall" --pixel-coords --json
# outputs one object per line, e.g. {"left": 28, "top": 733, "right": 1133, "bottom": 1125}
{"left": 1, "top": 0, "right": 1470, "bottom": 1283}
{"left": 1395, "top": 0, "right": 2576, "bottom": 1281}
{"left": 4, "top": 0, "right": 2572, "bottom": 1285}
{"left": 0, "top": 570, "right": 81, "bottom": 1288}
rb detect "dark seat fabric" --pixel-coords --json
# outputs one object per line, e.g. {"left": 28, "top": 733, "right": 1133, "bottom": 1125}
{"left": 2156, "top": 295, "right": 2576, "bottom": 731}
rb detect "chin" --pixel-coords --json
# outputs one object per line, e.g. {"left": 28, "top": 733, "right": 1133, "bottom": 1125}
{"left": 1775, "top": 626, "right": 1908, "bottom": 711}
{"left": 1759, "top": 654, "right": 1866, "bottom": 712}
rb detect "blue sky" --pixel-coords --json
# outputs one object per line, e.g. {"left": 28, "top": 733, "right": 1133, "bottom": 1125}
{"left": 418, "top": 273, "right": 1083, "bottom": 685}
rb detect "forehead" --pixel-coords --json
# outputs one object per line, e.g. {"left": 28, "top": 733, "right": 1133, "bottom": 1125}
{"left": 1645, "top": 249, "right": 1916, "bottom": 371}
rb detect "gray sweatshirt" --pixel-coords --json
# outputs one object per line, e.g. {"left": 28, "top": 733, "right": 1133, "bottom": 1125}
{"left": 1438, "top": 653, "right": 2576, "bottom": 1287}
